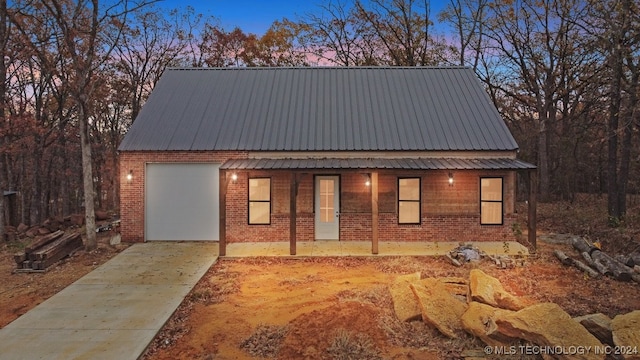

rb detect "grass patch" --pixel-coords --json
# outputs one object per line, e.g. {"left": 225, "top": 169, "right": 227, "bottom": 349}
{"left": 240, "top": 324, "right": 289, "bottom": 358}
{"left": 326, "top": 329, "right": 382, "bottom": 360}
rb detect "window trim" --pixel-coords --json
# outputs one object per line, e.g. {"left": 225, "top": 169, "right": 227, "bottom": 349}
{"left": 248, "top": 177, "right": 271, "bottom": 225}
{"left": 397, "top": 177, "right": 421, "bottom": 225}
{"left": 479, "top": 177, "right": 504, "bottom": 225}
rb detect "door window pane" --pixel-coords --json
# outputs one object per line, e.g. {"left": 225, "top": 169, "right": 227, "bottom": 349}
{"left": 320, "top": 179, "right": 334, "bottom": 223}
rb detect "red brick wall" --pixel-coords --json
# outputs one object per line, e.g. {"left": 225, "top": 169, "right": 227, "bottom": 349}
{"left": 120, "top": 151, "right": 519, "bottom": 243}
{"left": 119, "top": 151, "right": 248, "bottom": 242}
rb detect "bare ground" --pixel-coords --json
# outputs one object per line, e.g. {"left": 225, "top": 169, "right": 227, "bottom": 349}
{"left": 1, "top": 196, "right": 639, "bottom": 359}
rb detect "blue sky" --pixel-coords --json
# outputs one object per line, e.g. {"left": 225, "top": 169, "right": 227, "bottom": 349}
{"left": 159, "top": 0, "right": 325, "bottom": 35}
{"left": 158, "top": 0, "right": 447, "bottom": 36}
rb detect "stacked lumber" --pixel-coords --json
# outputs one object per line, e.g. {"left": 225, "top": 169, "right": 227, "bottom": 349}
{"left": 13, "top": 230, "right": 83, "bottom": 272}
{"left": 554, "top": 236, "right": 640, "bottom": 283}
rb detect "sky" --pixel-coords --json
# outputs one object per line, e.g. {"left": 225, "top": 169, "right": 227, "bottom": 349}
{"left": 159, "top": 0, "right": 447, "bottom": 36}
{"left": 159, "top": 0, "right": 325, "bottom": 35}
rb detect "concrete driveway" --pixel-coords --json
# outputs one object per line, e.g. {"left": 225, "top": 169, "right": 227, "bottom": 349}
{"left": 0, "top": 242, "right": 218, "bottom": 360}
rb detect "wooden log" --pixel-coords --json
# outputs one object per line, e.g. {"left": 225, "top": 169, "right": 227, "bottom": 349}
{"left": 592, "top": 258, "right": 611, "bottom": 276}
{"left": 554, "top": 250, "right": 572, "bottom": 265}
{"left": 581, "top": 251, "right": 594, "bottom": 265}
{"left": 590, "top": 251, "right": 633, "bottom": 282}
{"left": 572, "top": 236, "right": 633, "bottom": 281}
{"left": 30, "top": 232, "right": 79, "bottom": 261}
{"left": 13, "top": 252, "right": 27, "bottom": 265}
{"left": 554, "top": 250, "right": 600, "bottom": 278}
{"left": 571, "top": 236, "right": 598, "bottom": 255}
{"left": 36, "top": 234, "right": 83, "bottom": 270}
{"left": 445, "top": 253, "right": 462, "bottom": 267}
{"left": 627, "top": 251, "right": 640, "bottom": 267}
{"left": 25, "top": 230, "right": 64, "bottom": 253}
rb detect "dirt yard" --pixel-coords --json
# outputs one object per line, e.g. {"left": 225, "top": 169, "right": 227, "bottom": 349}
{"left": 139, "top": 241, "right": 640, "bottom": 360}
{"left": 1, "top": 196, "right": 639, "bottom": 359}
{"left": 0, "top": 232, "right": 127, "bottom": 328}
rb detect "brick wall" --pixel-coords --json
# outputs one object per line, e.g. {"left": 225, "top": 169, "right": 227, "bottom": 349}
{"left": 119, "top": 151, "right": 248, "bottom": 242}
{"left": 120, "top": 151, "right": 519, "bottom": 243}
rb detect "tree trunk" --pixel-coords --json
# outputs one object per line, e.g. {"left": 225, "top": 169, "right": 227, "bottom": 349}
{"left": 0, "top": 0, "right": 7, "bottom": 239}
{"left": 79, "top": 101, "right": 97, "bottom": 250}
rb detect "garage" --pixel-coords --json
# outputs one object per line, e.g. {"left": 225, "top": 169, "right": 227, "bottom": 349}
{"left": 145, "top": 163, "right": 219, "bottom": 241}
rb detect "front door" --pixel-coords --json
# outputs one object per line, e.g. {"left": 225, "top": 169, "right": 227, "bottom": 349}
{"left": 315, "top": 176, "right": 340, "bottom": 240}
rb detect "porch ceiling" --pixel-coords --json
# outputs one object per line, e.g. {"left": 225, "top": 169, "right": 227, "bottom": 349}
{"left": 220, "top": 157, "right": 536, "bottom": 171}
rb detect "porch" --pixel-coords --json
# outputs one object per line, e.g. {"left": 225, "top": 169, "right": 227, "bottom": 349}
{"left": 218, "top": 157, "right": 537, "bottom": 256}
{"left": 223, "top": 240, "right": 530, "bottom": 257}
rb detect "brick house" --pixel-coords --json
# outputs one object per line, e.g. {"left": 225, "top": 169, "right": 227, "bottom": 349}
{"left": 118, "top": 67, "right": 537, "bottom": 255}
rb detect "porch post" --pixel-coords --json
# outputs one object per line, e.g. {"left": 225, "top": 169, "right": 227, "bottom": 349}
{"left": 371, "top": 171, "right": 379, "bottom": 254}
{"left": 528, "top": 169, "right": 537, "bottom": 253}
{"left": 290, "top": 172, "right": 298, "bottom": 255}
{"left": 219, "top": 169, "right": 228, "bottom": 256}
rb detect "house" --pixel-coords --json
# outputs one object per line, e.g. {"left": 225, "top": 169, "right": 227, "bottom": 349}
{"left": 118, "top": 67, "right": 537, "bottom": 255}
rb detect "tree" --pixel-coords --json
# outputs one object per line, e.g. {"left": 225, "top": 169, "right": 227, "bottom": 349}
{"left": 12, "top": 0, "right": 155, "bottom": 249}
{"left": 584, "top": 0, "right": 640, "bottom": 221}
{"left": 0, "top": 0, "right": 8, "bottom": 238}
{"left": 354, "top": 0, "right": 449, "bottom": 66}
{"left": 438, "top": 0, "right": 489, "bottom": 70}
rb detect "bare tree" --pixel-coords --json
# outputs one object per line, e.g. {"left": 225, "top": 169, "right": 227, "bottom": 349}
{"left": 12, "top": 0, "right": 155, "bottom": 249}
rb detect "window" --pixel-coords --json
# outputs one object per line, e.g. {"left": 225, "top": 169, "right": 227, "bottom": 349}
{"left": 398, "top": 178, "right": 421, "bottom": 224}
{"left": 249, "top": 178, "right": 270, "bottom": 224}
{"left": 480, "top": 177, "right": 503, "bottom": 225}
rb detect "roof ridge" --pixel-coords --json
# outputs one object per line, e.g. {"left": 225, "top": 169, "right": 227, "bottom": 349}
{"left": 166, "top": 66, "right": 471, "bottom": 71}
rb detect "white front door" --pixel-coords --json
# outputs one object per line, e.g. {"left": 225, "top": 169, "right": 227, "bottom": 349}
{"left": 315, "top": 176, "right": 340, "bottom": 240}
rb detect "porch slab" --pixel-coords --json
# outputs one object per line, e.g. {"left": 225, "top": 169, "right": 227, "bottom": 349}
{"left": 224, "top": 241, "right": 529, "bottom": 257}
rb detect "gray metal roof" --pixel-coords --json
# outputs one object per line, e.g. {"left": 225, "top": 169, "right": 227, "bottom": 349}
{"left": 220, "top": 158, "right": 535, "bottom": 171}
{"left": 119, "top": 67, "right": 519, "bottom": 152}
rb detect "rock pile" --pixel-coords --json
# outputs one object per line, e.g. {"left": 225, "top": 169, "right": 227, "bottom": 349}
{"left": 389, "top": 269, "right": 640, "bottom": 360}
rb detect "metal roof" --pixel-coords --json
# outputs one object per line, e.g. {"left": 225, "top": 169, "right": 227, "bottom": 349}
{"left": 220, "top": 158, "right": 536, "bottom": 171}
{"left": 119, "top": 67, "right": 519, "bottom": 152}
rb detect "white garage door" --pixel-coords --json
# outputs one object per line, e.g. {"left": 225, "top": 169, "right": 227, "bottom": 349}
{"left": 145, "top": 163, "right": 219, "bottom": 241}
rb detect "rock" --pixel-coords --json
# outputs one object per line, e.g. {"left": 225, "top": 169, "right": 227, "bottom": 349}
{"left": 438, "top": 277, "right": 469, "bottom": 299}
{"left": 469, "top": 269, "right": 525, "bottom": 311}
{"left": 95, "top": 210, "right": 110, "bottom": 221}
{"left": 461, "top": 301, "right": 517, "bottom": 347}
{"left": 574, "top": 313, "right": 613, "bottom": 346}
{"left": 70, "top": 214, "right": 84, "bottom": 226}
{"left": 612, "top": 310, "right": 640, "bottom": 360}
{"left": 492, "top": 303, "right": 604, "bottom": 360}
{"left": 109, "top": 233, "right": 122, "bottom": 246}
{"left": 25, "top": 227, "right": 39, "bottom": 238}
{"left": 17, "top": 223, "right": 29, "bottom": 233}
{"left": 37, "top": 227, "right": 51, "bottom": 235}
{"left": 410, "top": 278, "right": 468, "bottom": 338}
{"left": 389, "top": 272, "right": 422, "bottom": 322}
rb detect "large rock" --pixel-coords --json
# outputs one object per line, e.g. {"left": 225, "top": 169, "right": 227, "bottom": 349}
{"left": 410, "top": 278, "right": 468, "bottom": 338}
{"left": 469, "top": 269, "right": 525, "bottom": 311}
{"left": 574, "top": 313, "right": 613, "bottom": 346}
{"left": 461, "top": 301, "right": 517, "bottom": 347}
{"left": 389, "top": 272, "right": 422, "bottom": 322}
{"left": 612, "top": 310, "right": 640, "bottom": 360}
{"left": 492, "top": 303, "right": 604, "bottom": 360}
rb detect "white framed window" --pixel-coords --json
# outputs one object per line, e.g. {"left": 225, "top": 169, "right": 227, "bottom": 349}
{"left": 398, "top": 177, "right": 421, "bottom": 224}
{"left": 249, "top": 178, "right": 271, "bottom": 224}
{"left": 480, "top": 177, "right": 503, "bottom": 225}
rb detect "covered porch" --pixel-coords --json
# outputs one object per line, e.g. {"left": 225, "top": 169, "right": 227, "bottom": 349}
{"left": 218, "top": 157, "right": 537, "bottom": 256}
{"left": 222, "top": 240, "right": 530, "bottom": 257}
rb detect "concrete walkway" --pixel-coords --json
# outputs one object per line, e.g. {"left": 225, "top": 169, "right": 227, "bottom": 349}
{"left": 0, "top": 242, "right": 218, "bottom": 360}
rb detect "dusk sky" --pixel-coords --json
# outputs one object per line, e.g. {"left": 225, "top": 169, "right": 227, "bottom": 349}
{"left": 159, "top": 0, "right": 327, "bottom": 35}
{"left": 159, "top": 0, "right": 447, "bottom": 36}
